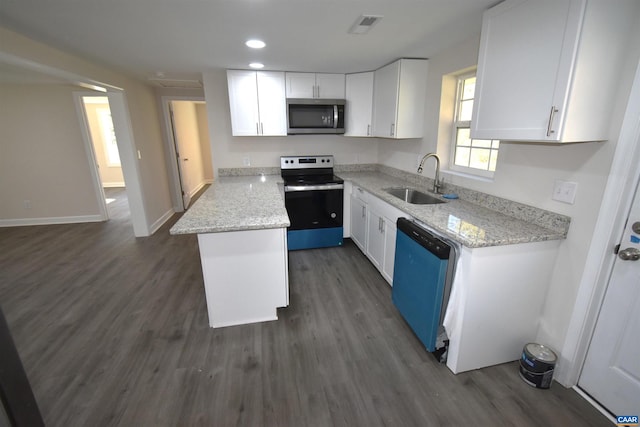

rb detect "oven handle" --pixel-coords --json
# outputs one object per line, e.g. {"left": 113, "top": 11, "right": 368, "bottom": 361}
{"left": 284, "top": 183, "right": 344, "bottom": 192}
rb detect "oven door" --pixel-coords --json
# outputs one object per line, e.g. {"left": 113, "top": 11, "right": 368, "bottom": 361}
{"left": 284, "top": 184, "right": 344, "bottom": 250}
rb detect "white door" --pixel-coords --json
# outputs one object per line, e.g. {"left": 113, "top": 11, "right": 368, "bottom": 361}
{"left": 169, "top": 101, "right": 193, "bottom": 210}
{"left": 314, "top": 73, "right": 345, "bottom": 99}
{"left": 372, "top": 60, "right": 399, "bottom": 137}
{"left": 366, "top": 209, "right": 384, "bottom": 270}
{"left": 345, "top": 72, "right": 374, "bottom": 137}
{"left": 256, "top": 71, "right": 287, "bottom": 136}
{"left": 226, "top": 70, "right": 259, "bottom": 136}
{"left": 579, "top": 177, "right": 640, "bottom": 415}
{"left": 285, "top": 72, "right": 316, "bottom": 98}
{"left": 382, "top": 218, "right": 397, "bottom": 285}
{"left": 350, "top": 195, "right": 367, "bottom": 251}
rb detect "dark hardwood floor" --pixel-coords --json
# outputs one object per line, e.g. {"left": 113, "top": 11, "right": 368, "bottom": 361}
{"left": 0, "top": 188, "right": 609, "bottom": 426}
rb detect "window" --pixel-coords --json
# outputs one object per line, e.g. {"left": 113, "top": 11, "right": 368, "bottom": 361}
{"left": 450, "top": 73, "right": 499, "bottom": 177}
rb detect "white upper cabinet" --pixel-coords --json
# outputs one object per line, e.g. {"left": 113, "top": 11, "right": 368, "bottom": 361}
{"left": 372, "top": 59, "right": 428, "bottom": 139}
{"left": 471, "top": 0, "right": 637, "bottom": 142}
{"left": 345, "top": 72, "right": 374, "bottom": 137}
{"left": 285, "top": 72, "right": 346, "bottom": 99}
{"left": 227, "top": 70, "right": 287, "bottom": 136}
{"left": 256, "top": 72, "right": 287, "bottom": 135}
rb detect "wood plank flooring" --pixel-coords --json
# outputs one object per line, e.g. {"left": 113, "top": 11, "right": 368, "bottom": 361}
{"left": 0, "top": 188, "right": 610, "bottom": 426}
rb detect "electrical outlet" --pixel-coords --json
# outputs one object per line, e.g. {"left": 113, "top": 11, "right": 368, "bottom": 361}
{"left": 552, "top": 180, "right": 578, "bottom": 204}
{"left": 242, "top": 157, "right": 251, "bottom": 166}
{"left": 23, "top": 200, "right": 31, "bottom": 209}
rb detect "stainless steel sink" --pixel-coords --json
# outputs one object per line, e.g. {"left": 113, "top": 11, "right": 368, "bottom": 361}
{"left": 385, "top": 187, "right": 446, "bottom": 205}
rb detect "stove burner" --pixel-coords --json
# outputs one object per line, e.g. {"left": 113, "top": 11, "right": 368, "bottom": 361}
{"left": 280, "top": 155, "right": 342, "bottom": 186}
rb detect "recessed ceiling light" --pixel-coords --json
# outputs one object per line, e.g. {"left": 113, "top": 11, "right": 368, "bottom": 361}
{"left": 249, "top": 63, "right": 265, "bottom": 69}
{"left": 246, "top": 39, "right": 266, "bottom": 49}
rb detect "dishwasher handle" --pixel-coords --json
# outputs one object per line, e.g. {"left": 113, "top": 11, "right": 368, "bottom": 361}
{"left": 396, "top": 218, "right": 451, "bottom": 259}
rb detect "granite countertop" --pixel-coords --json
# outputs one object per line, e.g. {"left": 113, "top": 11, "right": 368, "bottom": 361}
{"left": 170, "top": 167, "right": 569, "bottom": 248}
{"left": 169, "top": 175, "right": 290, "bottom": 235}
{"left": 337, "top": 171, "right": 569, "bottom": 248}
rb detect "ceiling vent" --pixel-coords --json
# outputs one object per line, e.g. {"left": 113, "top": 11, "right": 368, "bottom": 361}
{"left": 348, "top": 15, "right": 383, "bottom": 35}
{"left": 148, "top": 78, "right": 203, "bottom": 89}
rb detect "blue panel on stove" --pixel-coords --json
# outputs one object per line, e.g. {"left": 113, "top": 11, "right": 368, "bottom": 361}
{"left": 287, "top": 228, "right": 343, "bottom": 250}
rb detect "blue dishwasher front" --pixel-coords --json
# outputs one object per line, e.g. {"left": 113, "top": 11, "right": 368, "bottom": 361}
{"left": 392, "top": 218, "right": 452, "bottom": 352}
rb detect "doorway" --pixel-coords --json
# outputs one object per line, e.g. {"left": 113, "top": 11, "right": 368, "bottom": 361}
{"left": 561, "top": 57, "right": 640, "bottom": 418}
{"left": 74, "top": 90, "right": 149, "bottom": 236}
{"left": 81, "top": 96, "right": 130, "bottom": 220}
{"left": 162, "top": 97, "right": 213, "bottom": 211}
{"left": 578, "top": 172, "right": 640, "bottom": 416}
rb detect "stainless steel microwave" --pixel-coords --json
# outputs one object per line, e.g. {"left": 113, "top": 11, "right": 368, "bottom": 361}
{"left": 286, "top": 98, "right": 345, "bottom": 135}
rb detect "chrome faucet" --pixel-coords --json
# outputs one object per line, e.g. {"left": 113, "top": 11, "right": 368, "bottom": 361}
{"left": 417, "top": 153, "right": 441, "bottom": 194}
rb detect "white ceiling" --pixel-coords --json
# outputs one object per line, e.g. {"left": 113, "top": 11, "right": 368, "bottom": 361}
{"left": 0, "top": 0, "right": 498, "bottom": 81}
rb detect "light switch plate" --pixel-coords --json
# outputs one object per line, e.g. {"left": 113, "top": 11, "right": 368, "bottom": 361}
{"left": 553, "top": 180, "right": 578, "bottom": 204}
{"left": 242, "top": 157, "right": 251, "bottom": 166}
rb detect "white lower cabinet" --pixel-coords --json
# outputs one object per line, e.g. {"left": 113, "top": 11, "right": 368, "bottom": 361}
{"left": 382, "top": 219, "right": 397, "bottom": 283}
{"left": 350, "top": 194, "right": 367, "bottom": 251}
{"left": 366, "top": 209, "right": 385, "bottom": 271}
{"left": 445, "top": 241, "right": 560, "bottom": 374}
{"left": 349, "top": 184, "right": 406, "bottom": 286}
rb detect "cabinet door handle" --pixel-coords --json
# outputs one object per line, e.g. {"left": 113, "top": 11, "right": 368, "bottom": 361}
{"left": 546, "top": 106, "right": 558, "bottom": 137}
{"left": 379, "top": 217, "right": 383, "bottom": 232}
{"left": 316, "top": 85, "right": 320, "bottom": 98}
{"left": 367, "top": 124, "right": 370, "bottom": 136}
{"left": 362, "top": 206, "right": 366, "bottom": 218}
{"left": 256, "top": 123, "right": 259, "bottom": 135}
{"left": 260, "top": 122, "right": 264, "bottom": 135}
{"left": 390, "top": 123, "right": 395, "bottom": 137}
{"left": 381, "top": 219, "right": 385, "bottom": 232}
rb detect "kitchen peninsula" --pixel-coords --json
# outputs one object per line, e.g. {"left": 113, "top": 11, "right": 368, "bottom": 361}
{"left": 171, "top": 165, "right": 571, "bottom": 374}
{"left": 170, "top": 174, "right": 290, "bottom": 328}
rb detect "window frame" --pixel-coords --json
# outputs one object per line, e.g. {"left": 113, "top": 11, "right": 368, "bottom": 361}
{"left": 448, "top": 72, "right": 499, "bottom": 179}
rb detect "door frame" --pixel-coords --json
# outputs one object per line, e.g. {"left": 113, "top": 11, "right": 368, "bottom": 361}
{"left": 160, "top": 95, "right": 207, "bottom": 212}
{"left": 557, "top": 58, "right": 640, "bottom": 387}
{"left": 73, "top": 91, "right": 149, "bottom": 236}
{"left": 2, "top": 53, "right": 151, "bottom": 236}
{"left": 73, "top": 92, "right": 110, "bottom": 221}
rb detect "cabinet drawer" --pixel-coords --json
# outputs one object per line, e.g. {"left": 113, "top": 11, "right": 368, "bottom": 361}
{"left": 352, "top": 185, "right": 369, "bottom": 203}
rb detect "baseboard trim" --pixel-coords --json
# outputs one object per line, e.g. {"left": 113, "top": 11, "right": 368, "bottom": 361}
{"left": 189, "top": 181, "right": 208, "bottom": 198}
{"left": 149, "top": 208, "right": 175, "bottom": 235}
{"left": 0, "top": 215, "right": 104, "bottom": 228}
{"left": 572, "top": 386, "right": 615, "bottom": 424}
{"left": 103, "top": 182, "right": 126, "bottom": 188}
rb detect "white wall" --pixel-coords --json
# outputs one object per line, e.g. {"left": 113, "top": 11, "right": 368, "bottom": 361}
{"left": 0, "top": 83, "right": 102, "bottom": 221}
{"left": 195, "top": 103, "right": 214, "bottom": 181}
{"left": 0, "top": 26, "right": 173, "bottom": 231}
{"left": 202, "top": 69, "right": 379, "bottom": 175}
